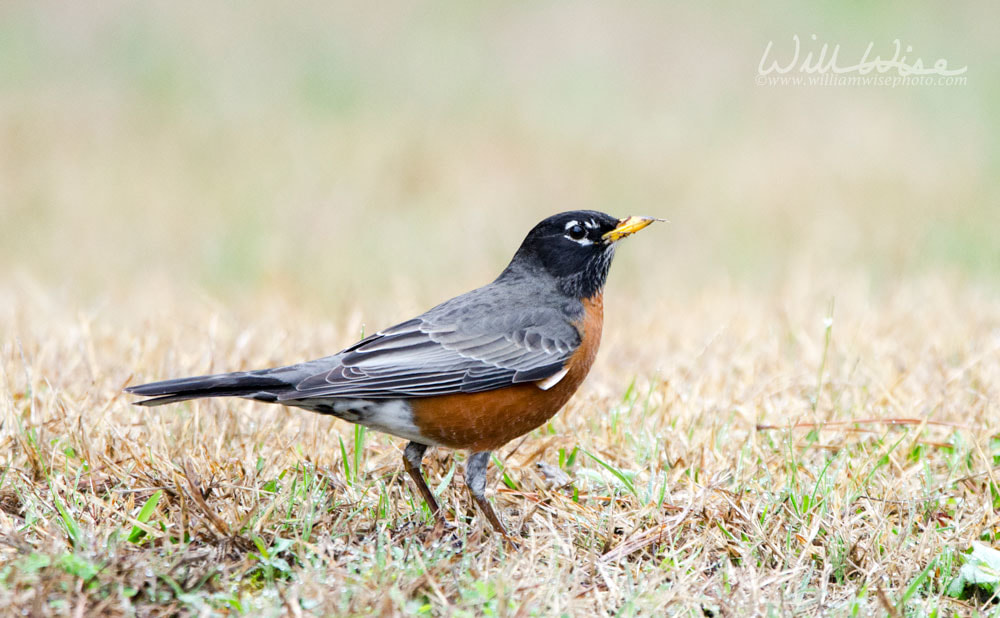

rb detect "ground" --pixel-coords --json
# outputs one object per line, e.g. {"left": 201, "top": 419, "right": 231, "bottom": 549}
{"left": 3, "top": 274, "right": 1000, "bottom": 615}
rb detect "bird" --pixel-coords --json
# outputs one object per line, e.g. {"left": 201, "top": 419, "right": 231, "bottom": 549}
{"left": 126, "top": 210, "right": 657, "bottom": 537}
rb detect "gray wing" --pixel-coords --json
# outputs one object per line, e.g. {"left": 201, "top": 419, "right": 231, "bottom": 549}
{"left": 279, "top": 308, "right": 580, "bottom": 401}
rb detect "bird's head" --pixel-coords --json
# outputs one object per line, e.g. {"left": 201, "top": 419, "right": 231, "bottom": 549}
{"left": 503, "top": 210, "right": 659, "bottom": 298}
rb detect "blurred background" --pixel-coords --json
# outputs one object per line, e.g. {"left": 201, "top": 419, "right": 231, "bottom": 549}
{"left": 1, "top": 1, "right": 997, "bottom": 314}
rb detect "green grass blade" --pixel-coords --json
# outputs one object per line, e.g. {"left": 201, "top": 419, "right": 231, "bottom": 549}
{"left": 582, "top": 448, "right": 638, "bottom": 499}
{"left": 338, "top": 434, "right": 352, "bottom": 485}
{"left": 900, "top": 555, "right": 937, "bottom": 606}
{"left": 49, "top": 484, "right": 81, "bottom": 547}
{"left": 353, "top": 425, "right": 367, "bottom": 483}
{"left": 127, "top": 490, "right": 163, "bottom": 543}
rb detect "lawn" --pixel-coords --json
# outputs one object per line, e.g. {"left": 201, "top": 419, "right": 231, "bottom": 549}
{"left": 1, "top": 1, "right": 999, "bottom": 615}
{"left": 3, "top": 276, "right": 1000, "bottom": 614}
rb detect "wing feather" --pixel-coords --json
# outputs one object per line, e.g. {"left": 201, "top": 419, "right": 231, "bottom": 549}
{"left": 279, "top": 307, "right": 581, "bottom": 400}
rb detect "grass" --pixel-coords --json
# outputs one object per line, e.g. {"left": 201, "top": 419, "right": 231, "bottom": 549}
{"left": 2, "top": 274, "right": 1000, "bottom": 614}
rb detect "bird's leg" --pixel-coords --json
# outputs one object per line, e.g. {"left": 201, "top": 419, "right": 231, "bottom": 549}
{"left": 402, "top": 442, "right": 444, "bottom": 522}
{"left": 464, "top": 451, "right": 508, "bottom": 536}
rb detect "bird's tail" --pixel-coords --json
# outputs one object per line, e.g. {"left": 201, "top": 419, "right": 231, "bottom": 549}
{"left": 124, "top": 370, "right": 293, "bottom": 406}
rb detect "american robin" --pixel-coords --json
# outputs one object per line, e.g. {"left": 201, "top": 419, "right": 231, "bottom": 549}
{"left": 126, "top": 210, "right": 656, "bottom": 536}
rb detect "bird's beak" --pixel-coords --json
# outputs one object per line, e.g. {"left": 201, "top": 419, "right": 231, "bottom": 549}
{"left": 602, "top": 216, "right": 659, "bottom": 244}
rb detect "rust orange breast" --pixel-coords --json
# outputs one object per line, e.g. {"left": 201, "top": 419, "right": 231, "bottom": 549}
{"left": 410, "top": 295, "right": 604, "bottom": 451}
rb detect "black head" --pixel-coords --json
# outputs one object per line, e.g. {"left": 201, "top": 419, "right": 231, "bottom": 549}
{"left": 501, "top": 210, "right": 656, "bottom": 298}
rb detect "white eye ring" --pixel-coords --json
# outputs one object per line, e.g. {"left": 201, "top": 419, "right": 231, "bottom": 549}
{"left": 566, "top": 224, "right": 586, "bottom": 240}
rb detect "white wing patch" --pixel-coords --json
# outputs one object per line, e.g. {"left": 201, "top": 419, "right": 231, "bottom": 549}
{"left": 535, "top": 367, "right": 569, "bottom": 391}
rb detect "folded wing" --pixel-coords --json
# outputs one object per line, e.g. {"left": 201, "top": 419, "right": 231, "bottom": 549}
{"left": 281, "top": 309, "right": 580, "bottom": 401}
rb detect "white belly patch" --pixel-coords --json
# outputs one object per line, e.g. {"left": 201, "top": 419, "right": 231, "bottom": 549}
{"left": 291, "top": 397, "right": 435, "bottom": 445}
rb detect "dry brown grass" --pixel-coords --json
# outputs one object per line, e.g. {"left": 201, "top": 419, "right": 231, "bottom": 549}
{"left": 2, "top": 272, "right": 999, "bottom": 615}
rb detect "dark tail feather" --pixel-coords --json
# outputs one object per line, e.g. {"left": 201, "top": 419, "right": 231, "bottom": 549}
{"left": 125, "top": 371, "right": 292, "bottom": 407}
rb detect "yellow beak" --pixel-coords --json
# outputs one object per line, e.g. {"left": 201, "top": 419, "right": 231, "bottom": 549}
{"left": 601, "top": 216, "right": 659, "bottom": 243}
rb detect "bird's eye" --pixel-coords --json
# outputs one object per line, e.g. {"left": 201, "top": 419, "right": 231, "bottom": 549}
{"left": 568, "top": 225, "right": 586, "bottom": 240}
